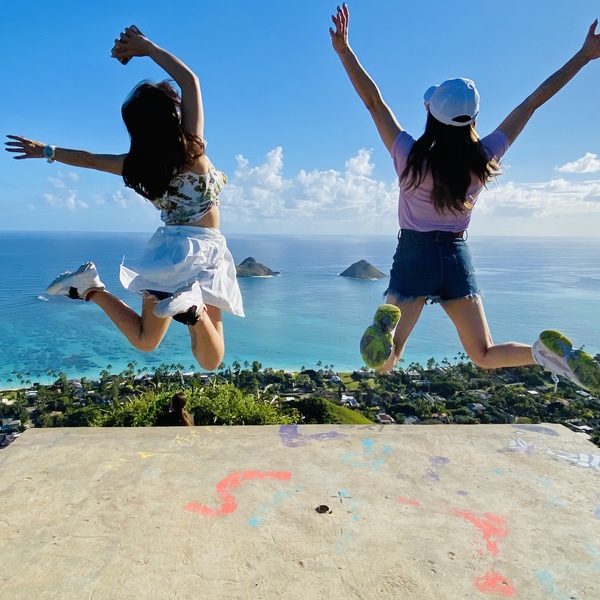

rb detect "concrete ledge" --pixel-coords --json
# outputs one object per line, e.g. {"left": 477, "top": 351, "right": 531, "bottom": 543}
{"left": 1, "top": 424, "right": 599, "bottom": 599}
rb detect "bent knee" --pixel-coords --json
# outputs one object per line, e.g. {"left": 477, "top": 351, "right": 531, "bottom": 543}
{"left": 132, "top": 338, "right": 162, "bottom": 353}
{"left": 197, "top": 357, "right": 223, "bottom": 372}
{"left": 467, "top": 349, "right": 496, "bottom": 370}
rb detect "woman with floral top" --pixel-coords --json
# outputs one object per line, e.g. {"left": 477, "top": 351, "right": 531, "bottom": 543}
{"left": 5, "top": 26, "right": 243, "bottom": 371}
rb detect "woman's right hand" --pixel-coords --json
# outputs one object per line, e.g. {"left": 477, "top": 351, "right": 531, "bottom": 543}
{"left": 329, "top": 3, "right": 350, "bottom": 55}
{"left": 4, "top": 135, "right": 45, "bottom": 160}
{"left": 111, "top": 25, "right": 153, "bottom": 63}
{"left": 580, "top": 19, "right": 600, "bottom": 61}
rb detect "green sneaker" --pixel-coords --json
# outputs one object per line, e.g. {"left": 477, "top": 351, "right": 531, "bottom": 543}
{"left": 532, "top": 330, "right": 600, "bottom": 392}
{"left": 360, "top": 304, "right": 401, "bottom": 369}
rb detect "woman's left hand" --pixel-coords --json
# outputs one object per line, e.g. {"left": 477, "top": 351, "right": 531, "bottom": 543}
{"left": 4, "top": 135, "right": 45, "bottom": 160}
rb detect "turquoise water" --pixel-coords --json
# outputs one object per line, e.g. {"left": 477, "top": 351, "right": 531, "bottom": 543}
{"left": 0, "top": 231, "right": 599, "bottom": 384}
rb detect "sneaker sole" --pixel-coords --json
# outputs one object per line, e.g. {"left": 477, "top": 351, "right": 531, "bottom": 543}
{"left": 46, "top": 262, "right": 97, "bottom": 296}
{"left": 535, "top": 330, "right": 600, "bottom": 392}
{"left": 360, "top": 305, "right": 401, "bottom": 368}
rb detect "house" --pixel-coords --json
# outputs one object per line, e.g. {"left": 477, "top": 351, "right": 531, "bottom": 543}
{"left": 340, "top": 394, "right": 359, "bottom": 408}
{"left": 466, "top": 402, "right": 486, "bottom": 415}
{"left": 376, "top": 413, "right": 396, "bottom": 424}
{"left": 402, "top": 416, "right": 421, "bottom": 425}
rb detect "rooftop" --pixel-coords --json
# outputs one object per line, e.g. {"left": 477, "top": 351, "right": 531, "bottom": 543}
{"left": 1, "top": 424, "right": 599, "bottom": 599}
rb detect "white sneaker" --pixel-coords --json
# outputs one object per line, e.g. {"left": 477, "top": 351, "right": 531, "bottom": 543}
{"left": 532, "top": 330, "right": 600, "bottom": 392}
{"left": 46, "top": 262, "right": 105, "bottom": 300}
{"left": 152, "top": 282, "right": 206, "bottom": 323}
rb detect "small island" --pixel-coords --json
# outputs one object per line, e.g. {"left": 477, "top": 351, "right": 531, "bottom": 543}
{"left": 236, "top": 257, "right": 280, "bottom": 277}
{"left": 340, "top": 260, "right": 386, "bottom": 279}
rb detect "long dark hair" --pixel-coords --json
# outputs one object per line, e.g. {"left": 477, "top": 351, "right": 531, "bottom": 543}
{"left": 121, "top": 81, "right": 205, "bottom": 200}
{"left": 171, "top": 392, "right": 193, "bottom": 426}
{"left": 401, "top": 113, "right": 500, "bottom": 213}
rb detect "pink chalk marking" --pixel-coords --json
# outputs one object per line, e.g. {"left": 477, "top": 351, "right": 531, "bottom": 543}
{"left": 397, "top": 496, "right": 422, "bottom": 507}
{"left": 475, "top": 570, "right": 516, "bottom": 596}
{"left": 452, "top": 509, "right": 508, "bottom": 557}
{"left": 184, "top": 470, "right": 292, "bottom": 517}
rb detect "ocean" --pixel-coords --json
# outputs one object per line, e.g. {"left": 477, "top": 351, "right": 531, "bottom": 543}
{"left": 0, "top": 231, "right": 599, "bottom": 385}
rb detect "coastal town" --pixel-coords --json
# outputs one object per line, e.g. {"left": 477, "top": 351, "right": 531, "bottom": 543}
{"left": 2, "top": 355, "right": 599, "bottom": 449}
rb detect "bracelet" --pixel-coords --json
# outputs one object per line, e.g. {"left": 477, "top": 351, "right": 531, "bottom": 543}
{"left": 43, "top": 145, "right": 56, "bottom": 163}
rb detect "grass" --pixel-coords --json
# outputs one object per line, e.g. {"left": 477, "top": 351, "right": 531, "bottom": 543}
{"left": 327, "top": 400, "right": 373, "bottom": 424}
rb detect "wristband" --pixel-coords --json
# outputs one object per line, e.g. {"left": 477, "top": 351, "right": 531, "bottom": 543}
{"left": 43, "top": 145, "right": 56, "bottom": 163}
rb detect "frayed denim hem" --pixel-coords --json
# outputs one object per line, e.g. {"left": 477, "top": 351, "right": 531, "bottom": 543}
{"left": 384, "top": 288, "right": 480, "bottom": 306}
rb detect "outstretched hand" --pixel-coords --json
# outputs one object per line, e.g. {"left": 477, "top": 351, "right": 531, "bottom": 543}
{"left": 4, "top": 135, "right": 45, "bottom": 160}
{"left": 111, "top": 25, "right": 151, "bottom": 63}
{"left": 329, "top": 3, "right": 350, "bottom": 54}
{"left": 581, "top": 19, "right": 600, "bottom": 60}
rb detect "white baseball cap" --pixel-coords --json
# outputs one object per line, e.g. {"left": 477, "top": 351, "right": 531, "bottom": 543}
{"left": 423, "top": 78, "right": 480, "bottom": 127}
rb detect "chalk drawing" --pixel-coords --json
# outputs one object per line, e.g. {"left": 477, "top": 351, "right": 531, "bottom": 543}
{"left": 587, "top": 546, "right": 600, "bottom": 572}
{"left": 452, "top": 509, "right": 515, "bottom": 595}
{"left": 452, "top": 510, "right": 509, "bottom": 557}
{"left": 184, "top": 471, "right": 292, "bottom": 517}
{"left": 340, "top": 438, "right": 391, "bottom": 472}
{"left": 397, "top": 497, "right": 422, "bottom": 508}
{"left": 474, "top": 570, "right": 516, "bottom": 597}
{"left": 106, "top": 458, "right": 126, "bottom": 469}
{"left": 339, "top": 424, "right": 386, "bottom": 432}
{"left": 137, "top": 452, "right": 154, "bottom": 459}
{"left": 423, "top": 455, "right": 449, "bottom": 482}
{"left": 248, "top": 486, "right": 302, "bottom": 528}
{"left": 512, "top": 424, "right": 559, "bottom": 436}
{"left": 548, "top": 449, "right": 600, "bottom": 471}
{"left": 175, "top": 431, "right": 199, "bottom": 446}
{"left": 332, "top": 490, "right": 360, "bottom": 554}
{"left": 499, "top": 439, "right": 536, "bottom": 455}
{"left": 492, "top": 469, "right": 563, "bottom": 509}
{"left": 536, "top": 571, "right": 573, "bottom": 600}
{"left": 278, "top": 424, "right": 347, "bottom": 448}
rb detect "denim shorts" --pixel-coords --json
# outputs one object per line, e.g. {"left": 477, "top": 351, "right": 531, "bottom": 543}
{"left": 385, "top": 229, "right": 479, "bottom": 304}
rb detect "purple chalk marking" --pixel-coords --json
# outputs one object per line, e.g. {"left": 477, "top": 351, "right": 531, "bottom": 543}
{"left": 457, "top": 490, "right": 469, "bottom": 496}
{"left": 278, "top": 424, "right": 347, "bottom": 448}
{"left": 425, "top": 470, "right": 440, "bottom": 482}
{"left": 429, "top": 456, "right": 450, "bottom": 467}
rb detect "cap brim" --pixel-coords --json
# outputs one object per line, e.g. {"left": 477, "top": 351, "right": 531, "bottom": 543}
{"left": 423, "top": 85, "right": 438, "bottom": 103}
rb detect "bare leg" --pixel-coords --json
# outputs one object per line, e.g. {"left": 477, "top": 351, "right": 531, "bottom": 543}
{"left": 379, "top": 295, "right": 427, "bottom": 372}
{"left": 188, "top": 304, "right": 224, "bottom": 371}
{"left": 442, "top": 295, "right": 534, "bottom": 369}
{"left": 89, "top": 291, "right": 171, "bottom": 352}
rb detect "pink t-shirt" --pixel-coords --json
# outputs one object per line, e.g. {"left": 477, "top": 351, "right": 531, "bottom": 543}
{"left": 391, "top": 129, "right": 509, "bottom": 232}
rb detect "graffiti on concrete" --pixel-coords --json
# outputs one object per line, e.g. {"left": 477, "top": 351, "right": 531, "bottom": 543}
{"left": 184, "top": 470, "right": 292, "bottom": 517}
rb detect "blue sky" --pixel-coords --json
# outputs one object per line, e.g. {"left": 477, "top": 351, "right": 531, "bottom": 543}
{"left": 2, "top": 0, "right": 600, "bottom": 236}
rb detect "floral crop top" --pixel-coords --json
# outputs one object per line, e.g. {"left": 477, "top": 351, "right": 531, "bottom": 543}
{"left": 151, "top": 161, "right": 227, "bottom": 225}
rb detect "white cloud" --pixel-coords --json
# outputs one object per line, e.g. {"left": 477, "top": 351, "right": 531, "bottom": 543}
{"left": 478, "top": 178, "right": 600, "bottom": 218}
{"left": 47, "top": 177, "right": 66, "bottom": 189}
{"left": 220, "top": 147, "right": 398, "bottom": 228}
{"left": 43, "top": 190, "right": 88, "bottom": 211}
{"left": 557, "top": 152, "right": 600, "bottom": 174}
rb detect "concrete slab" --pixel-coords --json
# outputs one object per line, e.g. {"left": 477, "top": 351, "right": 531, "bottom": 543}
{"left": 1, "top": 424, "right": 599, "bottom": 599}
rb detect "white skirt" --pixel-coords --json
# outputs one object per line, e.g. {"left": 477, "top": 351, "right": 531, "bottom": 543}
{"left": 119, "top": 225, "right": 244, "bottom": 317}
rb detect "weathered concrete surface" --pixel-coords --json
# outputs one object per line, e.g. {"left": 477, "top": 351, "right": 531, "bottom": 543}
{"left": 1, "top": 424, "right": 599, "bottom": 599}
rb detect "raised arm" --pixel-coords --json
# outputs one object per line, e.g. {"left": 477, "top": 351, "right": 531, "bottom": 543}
{"left": 498, "top": 20, "right": 600, "bottom": 146}
{"left": 4, "top": 135, "right": 125, "bottom": 175}
{"left": 112, "top": 26, "right": 203, "bottom": 139}
{"left": 330, "top": 4, "right": 401, "bottom": 153}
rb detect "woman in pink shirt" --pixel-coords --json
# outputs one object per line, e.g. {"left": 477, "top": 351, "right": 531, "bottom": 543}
{"left": 330, "top": 4, "right": 600, "bottom": 392}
